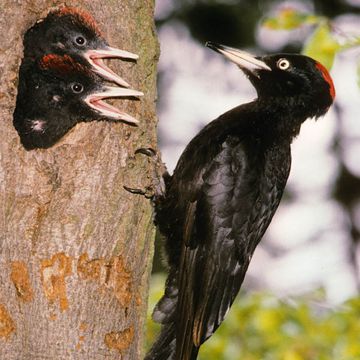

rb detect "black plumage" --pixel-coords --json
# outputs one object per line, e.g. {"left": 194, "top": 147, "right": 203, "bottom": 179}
{"left": 13, "top": 6, "right": 143, "bottom": 150}
{"left": 146, "top": 43, "right": 335, "bottom": 360}
{"left": 23, "top": 7, "right": 138, "bottom": 87}
{"left": 13, "top": 54, "right": 142, "bottom": 150}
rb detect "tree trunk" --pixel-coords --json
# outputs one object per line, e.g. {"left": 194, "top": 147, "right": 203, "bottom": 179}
{"left": 0, "top": 1, "right": 158, "bottom": 359}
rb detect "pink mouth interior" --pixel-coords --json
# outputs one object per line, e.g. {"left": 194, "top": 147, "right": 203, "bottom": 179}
{"left": 90, "top": 98, "right": 124, "bottom": 116}
{"left": 91, "top": 57, "right": 119, "bottom": 77}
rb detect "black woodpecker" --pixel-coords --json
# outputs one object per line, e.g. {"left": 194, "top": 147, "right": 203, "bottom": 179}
{"left": 145, "top": 43, "right": 335, "bottom": 360}
{"left": 13, "top": 54, "right": 142, "bottom": 150}
{"left": 22, "top": 6, "right": 138, "bottom": 87}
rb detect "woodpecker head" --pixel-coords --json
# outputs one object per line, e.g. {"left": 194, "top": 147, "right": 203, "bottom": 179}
{"left": 206, "top": 42, "right": 335, "bottom": 119}
{"left": 13, "top": 54, "right": 143, "bottom": 150}
{"left": 23, "top": 7, "right": 138, "bottom": 87}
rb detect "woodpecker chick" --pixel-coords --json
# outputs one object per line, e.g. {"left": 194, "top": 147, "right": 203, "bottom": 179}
{"left": 23, "top": 7, "right": 138, "bottom": 87}
{"left": 145, "top": 43, "right": 335, "bottom": 360}
{"left": 13, "top": 54, "right": 143, "bottom": 150}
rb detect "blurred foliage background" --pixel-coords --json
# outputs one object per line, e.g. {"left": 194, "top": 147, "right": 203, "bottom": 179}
{"left": 146, "top": 0, "right": 360, "bottom": 359}
{"left": 147, "top": 274, "right": 360, "bottom": 360}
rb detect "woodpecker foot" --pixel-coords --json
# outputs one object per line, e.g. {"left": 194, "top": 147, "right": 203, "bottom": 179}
{"left": 136, "top": 147, "right": 167, "bottom": 199}
{"left": 124, "top": 147, "right": 167, "bottom": 200}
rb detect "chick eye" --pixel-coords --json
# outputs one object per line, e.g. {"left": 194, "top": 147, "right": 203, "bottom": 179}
{"left": 277, "top": 58, "right": 290, "bottom": 70}
{"left": 75, "top": 36, "right": 86, "bottom": 46}
{"left": 71, "top": 83, "right": 84, "bottom": 93}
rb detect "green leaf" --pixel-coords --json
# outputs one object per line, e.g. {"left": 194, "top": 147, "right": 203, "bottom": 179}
{"left": 302, "top": 22, "right": 340, "bottom": 70}
{"left": 263, "top": 8, "right": 319, "bottom": 30}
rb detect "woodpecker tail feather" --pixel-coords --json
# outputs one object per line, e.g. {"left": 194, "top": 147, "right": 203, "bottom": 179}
{"left": 146, "top": 266, "right": 201, "bottom": 360}
{"left": 144, "top": 321, "right": 200, "bottom": 360}
{"left": 144, "top": 322, "right": 176, "bottom": 360}
{"left": 145, "top": 269, "right": 177, "bottom": 360}
{"left": 152, "top": 269, "right": 178, "bottom": 324}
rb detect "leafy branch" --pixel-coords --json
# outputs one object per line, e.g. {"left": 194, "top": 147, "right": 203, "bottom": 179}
{"left": 263, "top": 8, "right": 360, "bottom": 71}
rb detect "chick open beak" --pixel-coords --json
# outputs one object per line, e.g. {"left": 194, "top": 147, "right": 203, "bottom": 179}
{"left": 84, "top": 86, "right": 143, "bottom": 125}
{"left": 84, "top": 46, "right": 139, "bottom": 88}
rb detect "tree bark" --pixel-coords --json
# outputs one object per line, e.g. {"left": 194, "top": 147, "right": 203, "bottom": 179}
{"left": 0, "top": 1, "right": 158, "bottom": 359}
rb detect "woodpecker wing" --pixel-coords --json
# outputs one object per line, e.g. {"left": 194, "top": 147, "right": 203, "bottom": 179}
{"left": 175, "top": 137, "right": 253, "bottom": 358}
{"left": 175, "top": 134, "right": 288, "bottom": 359}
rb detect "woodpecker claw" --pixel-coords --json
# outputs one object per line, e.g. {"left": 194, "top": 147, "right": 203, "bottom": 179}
{"left": 123, "top": 147, "right": 166, "bottom": 199}
{"left": 123, "top": 185, "right": 154, "bottom": 199}
{"left": 135, "top": 147, "right": 157, "bottom": 157}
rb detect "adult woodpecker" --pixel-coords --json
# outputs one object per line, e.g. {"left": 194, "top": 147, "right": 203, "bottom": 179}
{"left": 22, "top": 7, "right": 138, "bottom": 87}
{"left": 13, "top": 54, "right": 142, "bottom": 150}
{"left": 145, "top": 43, "right": 335, "bottom": 360}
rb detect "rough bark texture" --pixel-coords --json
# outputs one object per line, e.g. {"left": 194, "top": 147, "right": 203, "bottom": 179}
{"left": 0, "top": 1, "right": 159, "bottom": 359}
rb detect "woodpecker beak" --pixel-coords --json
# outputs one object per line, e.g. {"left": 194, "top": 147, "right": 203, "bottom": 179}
{"left": 206, "top": 42, "right": 271, "bottom": 73}
{"left": 84, "top": 86, "right": 143, "bottom": 125}
{"left": 84, "top": 46, "right": 139, "bottom": 88}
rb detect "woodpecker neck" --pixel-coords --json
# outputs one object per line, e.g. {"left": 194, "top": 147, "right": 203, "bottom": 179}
{"left": 260, "top": 88, "right": 330, "bottom": 119}
{"left": 254, "top": 94, "right": 327, "bottom": 142}
{"left": 226, "top": 99, "right": 308, "bottom": 143}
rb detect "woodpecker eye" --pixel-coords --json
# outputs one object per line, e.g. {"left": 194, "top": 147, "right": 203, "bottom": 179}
{"left": 71, "top": 83, "right": 84, "bottom": 93}
{"left": 75, "top": 36, "right": 86, "bottom": 46}
{"left": 277, "top": 58, "right": 290, "bottom": 70}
